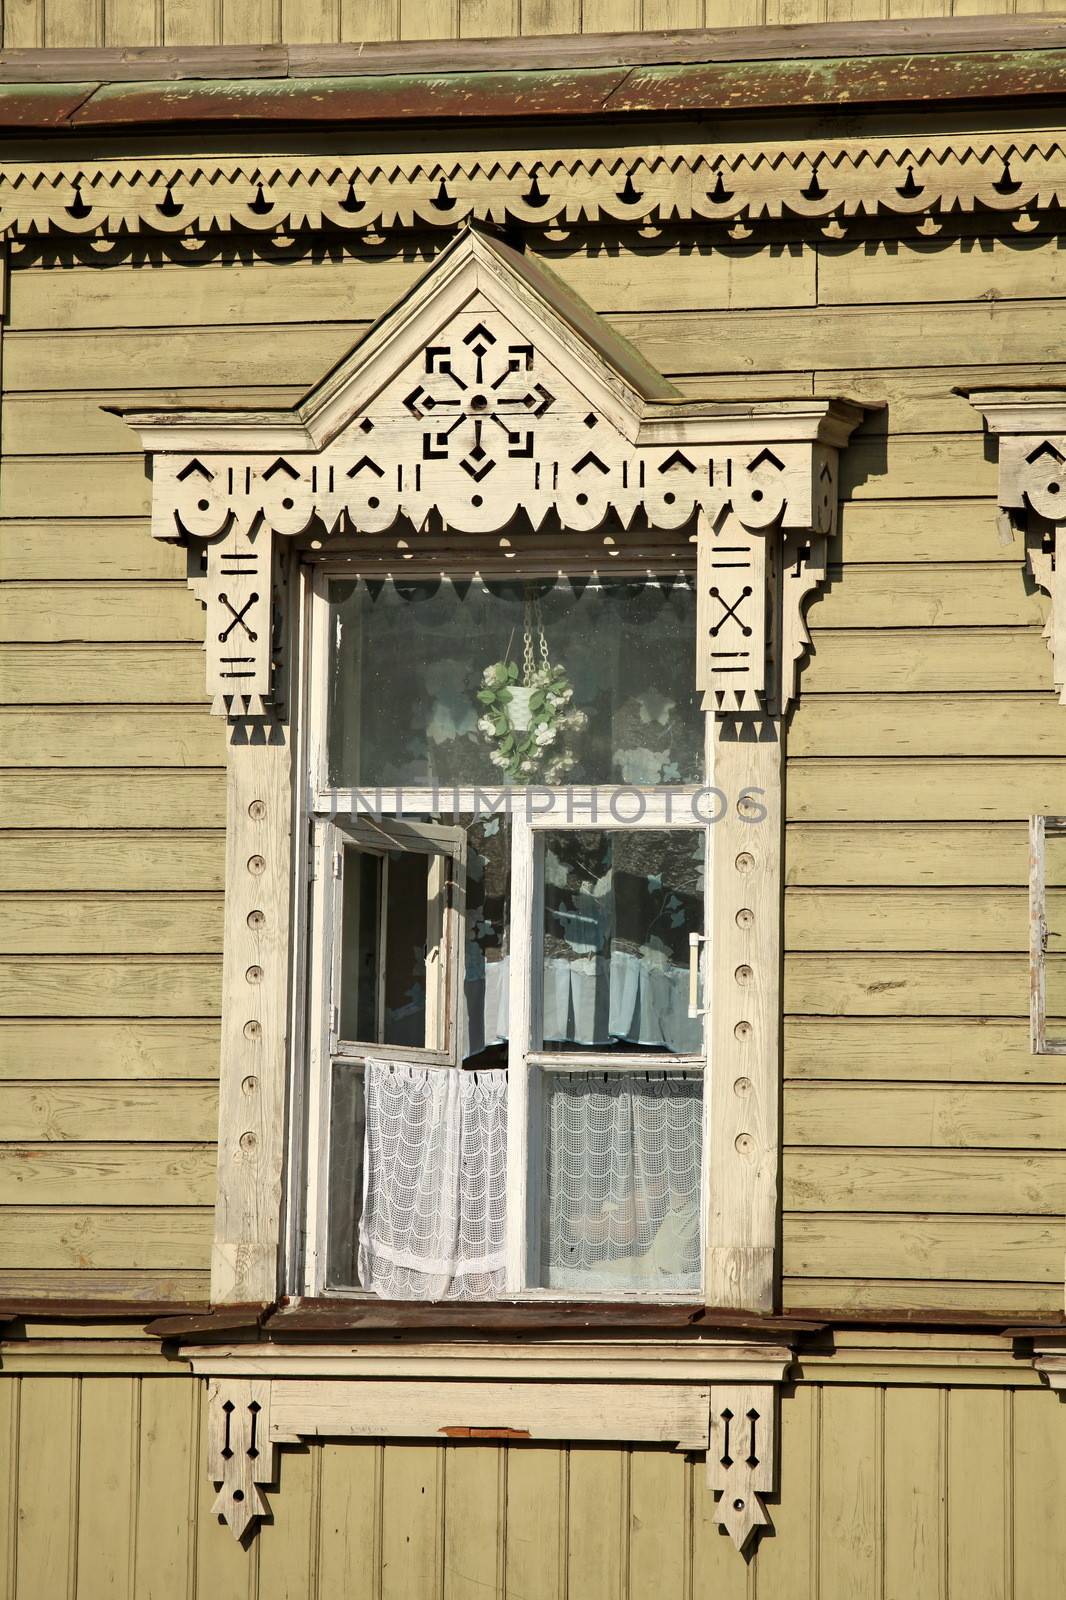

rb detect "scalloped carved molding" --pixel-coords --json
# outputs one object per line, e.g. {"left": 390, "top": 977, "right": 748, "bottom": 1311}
{"left": 966, "top": 388, "right": 1066, "bottom": 705}
{"left": 4, "top": 136, "right": 1062, "bottom": 242}
{"left": 119, "top": 227, "right": 861, "bottom": 721}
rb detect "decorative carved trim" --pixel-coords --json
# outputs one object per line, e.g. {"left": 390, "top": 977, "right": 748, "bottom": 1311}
{"left": 965, "top": 388, "right": 1066, "bottom": 706}
{"left": 5, "top": 136, "right": 1064, "bottom": 243}
{"left": 119, "top": 227, "right": 860, "bottom": 721}
{"left": 191, "top": 1341, "right": 793, "bottom": 1543}
{"left": 709, "top": 1383, "right": 777, "bottom": 1552}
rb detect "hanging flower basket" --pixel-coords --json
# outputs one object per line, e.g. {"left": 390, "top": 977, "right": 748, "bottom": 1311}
{"left": 476, "top": 659, "right": 587, "bottom": 783}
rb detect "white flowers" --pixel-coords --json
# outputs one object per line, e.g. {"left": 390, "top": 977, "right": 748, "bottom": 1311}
{"left": 477, "top": 716, "right": 495, "bottom": 735}
{"left": 534, "top": 724, "right": 555, "bottom": 746}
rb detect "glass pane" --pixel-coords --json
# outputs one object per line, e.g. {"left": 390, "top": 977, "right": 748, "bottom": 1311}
{"left": 326, "top": 574, "right": 701, "bottom": 788}
{"left": 339, "top": 844, "right": 432, "bottom": 1048}
{"left": 538, "top": 1069, "right": 702, "bottom": 1294}
{"left": 462, "top": 814, "right": 511, "bottom": 1066}
{"left": 540, "top": 828, "right": 704, "bottom": 1055}
{"left": 325, "top": 1061, "right": 365, "bottom": 1289}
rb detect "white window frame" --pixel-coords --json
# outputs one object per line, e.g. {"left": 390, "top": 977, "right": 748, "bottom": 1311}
{"left": 298, "top": 560, "right": 711, "bottom": 1301}
{"left": 1030, "top": 814, "right": 1066, "bottom": 1055}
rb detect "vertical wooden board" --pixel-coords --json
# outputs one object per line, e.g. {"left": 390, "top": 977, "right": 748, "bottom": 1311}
{"left": 504, "top": 1446, "right": 565, "bottom": 1600}
{"left": 443, "top": 1445, "right": 503, "bottom": 1600}
{"left": 282, "top": 0, "right": 338, "bottom": 39}
{"left": 706, "top": 0, "right": 760, "bottom": 19}
{"left": 194, "top": 1384, "right": 253, "bottom": 1598}
{"left": 134, "top": 1378, "right": 196, "bottom": 1600}
{"left": 641, "top": 0, "right": 703, "bottom": 20}
{"left": 520, "top": 0, "right": 579, "bottom": 30}
{"left": 627, "top": 1449, "right": 686, "bottom": 1600}
{"left": 460, "top": 0, "right": 518, "bottom": 30}
{"left": 753, "top": 1385, "right": 815, "bottom": 1600}
{"left": 222, "top": 0, "right": 279, "bottom": 41}
{"left": 318, "top": 1441, "right": 381, "bottom": 1599}
{"left": 582, "top": 0, "right": 639, "bottom": 27}
{"left": 818, "top": 1387, "right": 881, "bottom": 1600}
{"left": 2, "top": 0, "right": 44, "bottom": 45}
{"left": 75, "top": 1378, "right": 136, "bottom": 1600}
{"left": 258, "top": 1445, "right": 316, "bottom": 1600}
{"left": 104, "top": 0, "right": 162, "bottom": 42}
{"left": 162, "top": 0, "right": 220, "bottom": 41}
{"left": 341, "top": 0, "right": 398, "bottom": 34}
{"left": 566, "top": 1448, "right": 624, "bottom": 1600}
{"left": 400, "top": 0, "right": 458, "bottom": 33}
{"left": 0, "top": 1380, "right": 18, "bottom": 1600}
{"left": 16, "top": 1376, "right": 78, "bottom": 1600}
{"left": 688, "top": 1455, "right": 749, "bottom": 1600}
{"left": 947, "top": 1388, "right": 1008, "bottom": 1600}
{"left": 44, "top": 0, "right": 103, "bottom": 43}
{"left": 883, "top": 1388, "right": 944, "bottom": 1600}
{"left": 380, "top": 1443, "right": 442, "bottom": 1600}
{"left": 1012, "top": 1389, "right": 1066, "bottom": 1600}
{"left": 764, "top": 0, "right": 823, "bottom": 17}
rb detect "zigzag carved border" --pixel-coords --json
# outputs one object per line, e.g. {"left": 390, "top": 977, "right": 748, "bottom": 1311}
{"left": 3, "top": 138, "right": 1066, "bottom": 240}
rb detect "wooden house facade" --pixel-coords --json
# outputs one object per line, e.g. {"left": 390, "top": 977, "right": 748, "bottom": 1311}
{"left": 2, "top": 7, "right": 1066, "bottom": 1596}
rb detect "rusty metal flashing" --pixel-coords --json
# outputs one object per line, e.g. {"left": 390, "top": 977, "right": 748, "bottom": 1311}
{"left": 2, "top": 21, "right": 1066, "bottom": 130}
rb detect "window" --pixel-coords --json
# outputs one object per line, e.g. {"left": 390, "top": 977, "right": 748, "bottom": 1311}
{"left": 303, "top": 563, "right": 710, "bottom": 1300}
{"left": 1030, "top": 815, "right": 1066, "bottom": 1054}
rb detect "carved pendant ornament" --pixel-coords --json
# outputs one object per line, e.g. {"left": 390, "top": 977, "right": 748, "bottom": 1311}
{"left": 120, "top": 227, "right": 861, "bottom": 720}
{"left": 966, "top": 389, "right": 1066, "bottom": 704}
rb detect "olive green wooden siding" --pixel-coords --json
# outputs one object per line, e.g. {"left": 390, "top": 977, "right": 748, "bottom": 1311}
{"left": 1, "top": 0, "right": 1062, "bottom": 48}
{"left": 0, "top": 1373, "right": 1063, "bottom": 1599}
{"left": 2, "top": 228, "right": 1065, "bottom": 1308}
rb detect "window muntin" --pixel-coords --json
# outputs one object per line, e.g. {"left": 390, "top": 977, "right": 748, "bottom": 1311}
{"left": 307, "top": 563, "right": 709, "bottom": 1301}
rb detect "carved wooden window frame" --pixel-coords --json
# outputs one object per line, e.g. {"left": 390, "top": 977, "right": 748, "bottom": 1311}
{"left": 1029, "top": 815, "right": 1066, "bottom": 1056}
{"left": 118, "top": 227, "right": 862, "bottom": 1543}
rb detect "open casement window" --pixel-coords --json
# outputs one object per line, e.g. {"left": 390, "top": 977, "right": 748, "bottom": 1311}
{"left": 305, "top": 563, "right": 711, "bottom": 1301}
{"left": 1030, "top": 816, "right": 1066, "bottom": 1054}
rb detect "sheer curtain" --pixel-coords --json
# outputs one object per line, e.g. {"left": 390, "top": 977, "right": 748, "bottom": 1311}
{"left": 542, "top": 1071, "right": 702, "bottom": 1294}
{"left": 358, "top": 1059, "right": 508, "bottom": 1300}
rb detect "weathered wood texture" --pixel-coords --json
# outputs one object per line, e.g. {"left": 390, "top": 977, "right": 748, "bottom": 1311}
{"left": 3, "top": 226, "right": 1066, "bottom": 1310}
{"left": 0, "top": 1377, "right": 1063, "bottom": 1595}
{"left": 2, "top": 0, "right": 1062, "bottom": 46}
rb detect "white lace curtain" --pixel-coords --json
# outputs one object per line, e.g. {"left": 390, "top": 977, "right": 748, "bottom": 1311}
{"left": 542, "top": 1071, "right": 702, "bottom": 1294}
{"left": 358, "top": 1058, "right": 508, "bottom": 1300}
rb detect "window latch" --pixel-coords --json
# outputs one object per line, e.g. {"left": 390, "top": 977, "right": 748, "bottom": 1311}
{"left": 688, "top": 931, "right": 708, "bottom": 1018}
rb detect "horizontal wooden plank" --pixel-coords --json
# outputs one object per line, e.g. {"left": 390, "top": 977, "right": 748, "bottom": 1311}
{"left": 0, "top": 957, "right": 221, "bottom": 1016}
{"left": 0, "top": 1083, "right": 218, "bottom": 1139}
{"left": 0, "top": 582, "right": 202, "bottom": 643}
{"left": 786, "top": 824, "right": 1027, "bottom": 887}
{"left": 813, "top": 563, "right": 1041, "bottom": 627}
{"left": 0, "top": 1207, "right": 212, "bottom": 1269}
{"left": 0, "top": 831, "right": 224, "bottom": 890}
{"left": 1, "top": 456, "right": 151, "bottom": 519}
{"left": 784, "top": 1149, "right": 1066, "bottom": 1214}
{"left": 0, "top": 645, "right": 205, "bottom": 703}
{"left": 817, "top": 235, "right": 1066, "bottom": 309}
{"left": 0, "top": 709, "right": 223, "bottom": 766}
{"left": 0, "top": 391, "right": 296, "bottom": 457}
{"left": 0, "top": 1020, "right": 219, "bottom": 1079}
{"left": 8, "top": 243, "right": 816, "bottom": 332}
{"left": 783, "top": 1214, "right": 1062, "bottom": 1282}
{"left": 818, "top": 365, "right": 1066, "bottom": 438}
{"left": 784, "top": 1018, "right": 1066, "bottom": 1084}
{"left": 784, "top": 953, "right": 1027, "bottom": 1015}
{"left": 0, "top": 1269, "right": 209, "bottom": 1302}
{"left": 0, "top": 1144, "right": 215, "bottom": 1204}
{"left": 0, "top": 772, "right": 226, "bottom": 828}
{"left": 838, "top": 436, "right": 998, "bottom": 502}
{"left": 12, "top": 301, "right": 1066, "bottom": 392}
{"left": 0, "top": 894, "right": 223, "bottom": 954}
{"left": 785, "top": 1083, "right": 1065, "bottom": 1149}
{"left": 786, "top": 759, "right": 1066, "bottom": 822}
{"left": 832, "top": 499, "right": 1010, "bottom": 564}
{"left": 803, "top": 630, "right": 1052, "bottom": 694}
{"left": 0, "top": 519, "right": 182, "bottom": 581}
{"left": 784, "top": 888, "right": 1045, "bottom": 953}
{"left": 789, "top": 695, "right": 1065, "bottom": 757}
{"left": 783, "top": 1278, "right": 1062, "bottom": 1314}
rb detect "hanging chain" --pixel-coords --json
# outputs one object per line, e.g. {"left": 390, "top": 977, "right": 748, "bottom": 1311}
{"left": 521, "top": 590, "right": 550, "bottom": 684}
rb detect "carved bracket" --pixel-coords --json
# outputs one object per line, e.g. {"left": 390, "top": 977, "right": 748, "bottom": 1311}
{"left": 708, "top": 1383, "right": 777, "bottom": 1552}
{"left": 206, "top": 1378, "right": 277, "bottom": 1542}
{"left": 119, "top": 228, "right": 861, "bottom": 722}
{"left": 965, "top": 389, "right": 1066, "bottom": 705}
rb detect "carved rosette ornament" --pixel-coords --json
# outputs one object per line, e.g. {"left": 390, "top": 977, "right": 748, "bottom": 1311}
{"left": 119, "top": 227, "right": 861, "bottom": 723}
{"left": 965, "top": 389, "right": 1066, "bottom": 704}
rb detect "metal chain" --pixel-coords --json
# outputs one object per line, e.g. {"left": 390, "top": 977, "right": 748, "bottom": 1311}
{"left": 522, "top": 591, "right": 550, "bottom": 683}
